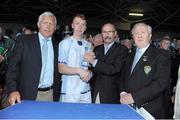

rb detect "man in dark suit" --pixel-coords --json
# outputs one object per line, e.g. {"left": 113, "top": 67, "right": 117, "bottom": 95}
{"left": 85, "top": 23, "right": 128, "bottom": 103}
{"left": 120, "top": 22, "right": 171, "bottom": 118}
{"left": 6, "top": 11, "right": 61, "bottom": 105}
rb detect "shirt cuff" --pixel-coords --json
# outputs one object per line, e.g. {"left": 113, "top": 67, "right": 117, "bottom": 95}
{"left": 92, "top": 59, "right": 98, "bottom": 67}
{"left": 120, "top": 91, "right": 127, "bottom": 95}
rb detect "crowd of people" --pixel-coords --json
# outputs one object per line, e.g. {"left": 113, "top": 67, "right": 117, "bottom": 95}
{"left": 0, "top": 11, "right": 180, "bottom": 119}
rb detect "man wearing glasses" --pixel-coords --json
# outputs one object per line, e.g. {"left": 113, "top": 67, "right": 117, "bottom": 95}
{"left": 85, "top": 23, "right": 128, "bottom": 104}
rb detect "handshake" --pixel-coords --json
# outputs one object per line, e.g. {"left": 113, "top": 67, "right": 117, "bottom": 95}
{"left": 84, "top": 51, "right": 96, "bottom": 65}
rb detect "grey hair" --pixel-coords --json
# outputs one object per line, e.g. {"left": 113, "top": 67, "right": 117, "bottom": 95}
{"left": 131, "top": 22, "right": 152, "bottom": 35}
{"left": 38, "top": 11, "right": 57, "bottom": 25}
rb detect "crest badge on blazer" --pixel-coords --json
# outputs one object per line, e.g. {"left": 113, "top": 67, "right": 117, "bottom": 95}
{"left": 142, "top": 55, "right": 151, "bottom": 75}
{"left": 144, "top": 65, "right": 151, "bottom": 75}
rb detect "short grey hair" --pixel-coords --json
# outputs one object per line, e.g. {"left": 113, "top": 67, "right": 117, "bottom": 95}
{"left": 38, "top": 11, "right": 57, "bottom": 25}
{"left": 131, "top": 22, "right": 152, "bottom": 35}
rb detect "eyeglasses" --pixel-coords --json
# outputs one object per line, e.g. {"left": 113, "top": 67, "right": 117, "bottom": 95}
{"left": 133, "top": 32, "right": 148, "bottom": 36}
{"left": 102, "top": 31, "right": 115, "bottom": 34}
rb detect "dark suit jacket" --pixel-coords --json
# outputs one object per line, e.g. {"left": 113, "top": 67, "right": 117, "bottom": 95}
{"left": 92, "top": 42, "right": 128, "bottom": 104}
{"left": 121, "top": 44, "right": 171, "bottom": 118}
{"left": 6, "top": 34, "right": 61, "bottom": 101}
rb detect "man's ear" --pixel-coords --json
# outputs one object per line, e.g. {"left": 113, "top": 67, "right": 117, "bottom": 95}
{"left": 114, "top": 30, "right": 117, "bottom": 36}
{"left": 149, "top": 34, "right": 152, "bottom": 40}
{"left": 71, "top": 23, "right": 74, "bottom": 29}
{"left": 84, "top": 25, "right": 87, "bottom": 31}
{"left": 37, "top": 22, "right": 40, "bottom": 29}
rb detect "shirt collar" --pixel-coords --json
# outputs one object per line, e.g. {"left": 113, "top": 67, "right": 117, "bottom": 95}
{"left": 137, "top": 44, "right": 150, "bottom": 54}
{"left": 38, "top": 32, "right": 52, "bottom": 41}
{"left": 104, "top": 41, "right": 115, "bottom": 49}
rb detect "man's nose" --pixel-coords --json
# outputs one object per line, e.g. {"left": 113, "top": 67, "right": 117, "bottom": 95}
{"left": 137, "top": 33, "right": 142, "bottom": 37}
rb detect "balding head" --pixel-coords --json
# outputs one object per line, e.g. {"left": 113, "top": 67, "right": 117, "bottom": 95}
{"left": 101, "top": 23, "right": 116, "bottom": 32}
{"left": 101, "top": 23, "right": 117, "bottom": 45}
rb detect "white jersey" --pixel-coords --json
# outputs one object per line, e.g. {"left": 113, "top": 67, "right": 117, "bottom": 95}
{"left": 58, "top": 36, "right": 91, "bottom": 94}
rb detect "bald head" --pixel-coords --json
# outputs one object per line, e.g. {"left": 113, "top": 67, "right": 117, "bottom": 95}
{"left": 101, "top": 23, "right": 116, "bottom": 32}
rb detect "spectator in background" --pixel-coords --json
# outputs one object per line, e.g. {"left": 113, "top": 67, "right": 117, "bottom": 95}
{"left": 121, "top": 39, "right": 133, "bottom": 53}
{"left": 6, "top": 11, "right": 61, "bottom": 105}
{"left": 0, "top": 26, "right": 4, "bottom": 63}
{"left": 163, "top": 34, "right": 170, "bottom": 40}
{"left": 171, "top": 39, "right": 180, "bottom": 100}
{"left": 114, "top": 34, "right": 120, "bottom": 43}
{"left": 176, "top": 39, "right": 180, "bottom": 50}
{"left": 92, "top": 33, "right": 103, "bottom": 48}
{"left": 0, "top": 55, "right": 4, "bottom": 63}
{"left": 159, "top": 38, "right": 171, "bottom": 50}
{"left": 0, "top": 26, "right": 6, "bottom": 86}
{"left": 62, "top": 25, "right": 72, "bottom": 39}
{"left": 0, "top": 27, "right": 14, "bottom": 89}
{"left": 23, "top": 27, "right": 33, "bottom": 35}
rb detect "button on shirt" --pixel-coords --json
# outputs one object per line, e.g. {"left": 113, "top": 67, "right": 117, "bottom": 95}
{"left": 38, "top": 33, "right": 54, "bottom": 88}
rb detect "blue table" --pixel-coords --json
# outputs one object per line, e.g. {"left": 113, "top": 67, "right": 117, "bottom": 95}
{"left": 0, "top": 100, "right": 144, "bottom": 119}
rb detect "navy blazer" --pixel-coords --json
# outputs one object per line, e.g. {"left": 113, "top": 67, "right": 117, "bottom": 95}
{"left": 121, "top": 44, "right": 171, "bottom": 118}
{"left": 6, "top": 34, "right": 61, "bottom": 101}
{"left": 92, "top": 42, "right": 128, "bottom": 103}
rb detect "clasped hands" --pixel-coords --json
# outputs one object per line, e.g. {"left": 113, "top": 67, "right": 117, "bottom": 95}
{"left": 84, "top": 51, "right": 96, "bottom": 64}
{"left": 120, "top": 92, "right": 134, "bottom": 104}
{"left": 78, "top": 51, "right": 95, "bottom": 82}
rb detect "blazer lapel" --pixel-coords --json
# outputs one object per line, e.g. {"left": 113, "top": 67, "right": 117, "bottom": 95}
{"left": 128, "top": 51, "right": 136, "bottom": 77}
{"left": 32, "top": 34, "right": 42, "bottom": 66}
{"left": 95, "top": 45, "right": 105, "bottom": 61}
{"left": 130, "top": 45, "right": 154, "bottom": 76}
{"left": 104, "top": 42, "right": 117, "bottom": 57}
{"left": 52, "top": 38, "right": 58, "bottom": 71}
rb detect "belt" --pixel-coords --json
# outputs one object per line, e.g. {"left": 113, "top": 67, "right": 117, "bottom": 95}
{"left": 38, "top": 86, "right": 53, "bottom": 91}
{"left": 61, "top": 90, "right": 90, "bottom": 95}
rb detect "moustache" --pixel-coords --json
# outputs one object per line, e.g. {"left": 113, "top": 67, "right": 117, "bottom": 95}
{"left": 104, "top": 36, "right": 112, "bottom": 40}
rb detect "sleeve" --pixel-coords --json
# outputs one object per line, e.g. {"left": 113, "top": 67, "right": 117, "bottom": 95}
{"left": 6, "top": 36, "right": 23, "bottom": 95}
{"left": 58, "top": 40, "right": 68, "bottom": 64}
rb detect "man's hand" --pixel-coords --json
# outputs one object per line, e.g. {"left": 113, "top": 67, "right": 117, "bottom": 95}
{"left": 84, "top": 51, "right": 96, "bottom": 64}
{"left": 0, "top": 55, "right": 4, "bottom": 63}
{"left": 171, "top": 95, "right": 175, "bottom": 103}
{"left": 78, "top": 68, "right": 91, "bottom": 82}
{"left": 120, "top": 93, "right": 134, "bottom": 104}
{"left": 8, "top": 91, "right": 21, "bottom": 105}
